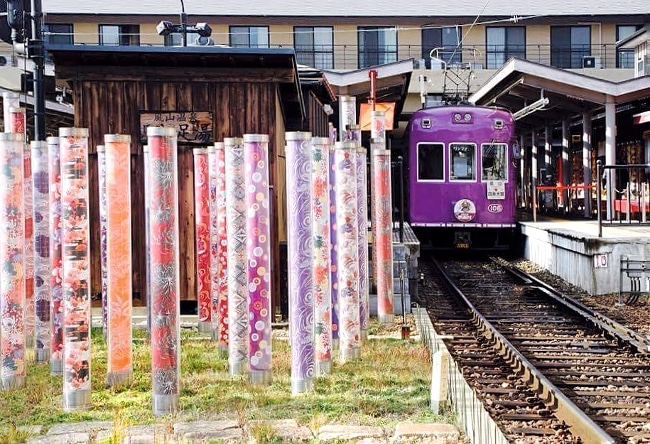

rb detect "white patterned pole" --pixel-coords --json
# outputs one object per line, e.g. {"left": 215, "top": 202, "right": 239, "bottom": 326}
{"left": 104, "top": 134, "right": 133, "bottom": 387}
{"left": 59, "top": 127, "right": 91, "bottom": 411}
{"left": 371, "top": 138, "right": 394, "bottom": 324}
{"left": 193, "top": 148, "right": 212, "bottom": 333}
{"left": 334, "top": 141, "right": 360, "bottom": 362}
{"left": 225, "top": 137, "right": 248, "bottom": 377}
{"left": 0, "top": 132, "right": 26, "bottom": 390}
{"left": 285, "top": 132, "right": 315, "bottom": 394}
{"left": 147, "top": 127, "right": 181, "bottom": 416}
{"left": 48, "top": 136, "right": 64, "bottom": 374}
{"left": 329, "top": 140, "right": 339, "bottom": 353}
{"left": 338, "top": 95, "right": 356, "bottom": 142}
{"left": 356, "top": 147, "right": 369, "bottom": 341}
{"left": 97, "top": 145, "right": 108, "bottom": 338}
{"left": 311, "top": 137, "right": 332, "bottom": 375}
{"left": 31, "top": 140, "right": 51, "bottom": 362}
{"left": 369, "top": 110, "right": 386, "bottom": 293}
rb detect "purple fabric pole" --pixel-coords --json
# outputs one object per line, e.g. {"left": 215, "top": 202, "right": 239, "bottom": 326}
{"left": 285, "top": 132, "right": 315, "bottom": 394}
{"left": 356, "top": 147, "right": 369, "bottom": 341}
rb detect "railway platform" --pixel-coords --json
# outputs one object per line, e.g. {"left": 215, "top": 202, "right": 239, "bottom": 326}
{"left": 518, "top": 213, "right": 650, "bottom": 296}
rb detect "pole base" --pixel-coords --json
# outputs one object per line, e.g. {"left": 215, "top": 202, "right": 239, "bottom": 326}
{"left": 153, "top": 393, "right": 179, "bottom": 416}
{"left": 332, "top": 338, "right": 339, "bottom": 354}
{"left": 316, "top": 359, "right": 332, "bottom": 376}
{"left": 339, "top": 346, "right": 361, "bottom": 362}
{"left": 229, "top": 360, "right": 248, "bottom": 377}
{"left": 291, "top": 377, "right": 315, "bottom": 395}
{"left": 63, "top": 389, "right": 91, "bottom": 412}
{"left": 35, "top": 348, "right": 50, "bottom": 363}
{"left": 360, "top": 329, "right": 368, "bottom": 342}
{"left": 379, "top": 313, "right": 395, "bottom": 325}
{"left": 2, "top": 375, "right": 26, "bottom": 390}
{"left": 217, "top": 344, "right": 228, "bottom": 359}
{"left": 107, "top": 370, "right": 133, "bottom": 388}
{"left": 50, "top": 358, "right": 64, "bottom": 375}
{"left": 197, "top": 321, "right": 212, "bottom": 334}
{"left": 249, "top": 369, "right": 272, "bottom": 385}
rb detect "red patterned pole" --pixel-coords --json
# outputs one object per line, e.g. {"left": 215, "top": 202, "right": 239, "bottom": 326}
{"left": 24, "top": 143, "right": 35, "bottom": 349}
{"left": 9, "top": 107, "right": 26, "bottom": 135}
{"left": 0, "top": 132, "right": 26, "bottom": 390}
{"left": 193, "top": 148, "right": 212, "bottom": 333}
{"left": 97, "top": 145, "right": 108, "bottom": 338}
{"left": 48, "top": 136, "right": 64, "bottom": 374}
{"left": 104, "top": 135, "right": 133, "bottom": 386}
{"left": 147, "top": 127, "right": 181, "bottom": 415}
{"left": 59, "top": 127, "right": 91, "bottom": 411}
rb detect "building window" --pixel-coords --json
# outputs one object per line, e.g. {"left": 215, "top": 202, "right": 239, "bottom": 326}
{"left": 486, "top": 27, "right": 525, "bottom": 69}
{"left": 294, "top": 26, "right": 334, "bottom": 69}
{"left": 550, "top": 26, "right": 590, "bottom": 69}
{"left": 617, "top": 25, "right": 642, "bottom": 68}
{"left": 164, "top": 33, "right": 183, "bottom": 47}
{"left": 44, "top": 24, "right": 73, "bottom": 61}
{"left": 99, "top": 24, "right": 140, "bottom": 46}
{"left": 417, "top": 143, "right": 444, "bottom": 181}
{"left": 230, "top": 26, "right": 269, "bottom": 48}
{"left": 358, "top": 26, "right": 397, "bottom": 69}
{"left": 450, "top": 143, "right": 476, "bottom": 181}
{"left": 421, "top": 26, "right": 461, "bottom": 68}
{"left": 481, "top": 143, "right": 508, "bottom": 181}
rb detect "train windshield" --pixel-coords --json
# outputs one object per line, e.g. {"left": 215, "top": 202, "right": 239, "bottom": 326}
{"left": 417, "top": 143, "right": 444, "bottom": 181}
{"left": 450, "top": 143, "right": 476, "bottom": 181}
{"left": 481, "top": 143, "right": 508, "bottom": 181}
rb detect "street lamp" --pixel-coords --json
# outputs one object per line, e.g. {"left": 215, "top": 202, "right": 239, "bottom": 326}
{"left": 156, "top": 0, "right": 211, "bottom": 47}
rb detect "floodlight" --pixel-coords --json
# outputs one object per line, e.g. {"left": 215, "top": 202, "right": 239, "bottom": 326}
{"left": 156, "top": 21, "right": 175, "bottom": 37}
{"left": 195, "top": 23, "right": 212, "bottom": 38}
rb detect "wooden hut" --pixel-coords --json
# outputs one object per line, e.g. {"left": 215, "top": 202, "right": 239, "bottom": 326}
{"left": 48, "top": 44, "right": 305, "bottom": 312}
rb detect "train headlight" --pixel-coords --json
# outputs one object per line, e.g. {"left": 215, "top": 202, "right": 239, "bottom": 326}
{"left": 454, "top": 113, "right": 462, "bottom": 122}
{"left": 464, "top": 113, "right": 472, "bottom": 122}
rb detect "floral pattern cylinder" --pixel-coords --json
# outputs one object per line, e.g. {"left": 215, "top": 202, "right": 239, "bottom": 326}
{"left": 31, "top": 140, "right": 51, "bottom": 363}
{"left": 207, "top": 145, "right": 218, "bottom": 341}
{"left": 225, "top": 137, "right": 248, "bottom": 377}
{"left": 0, "top": 132, "right": 26, "bottom": 390}
{"left": 213, "top": 142, "right": 228, "bottom": 355}
{"left": 2, "top": 92, "right": 20, "bottom": 132}
{"left": 147, "top": 127, "right": 181, "bottom": 415}
{"left": 356, "top": 147, "right": 369, "bottom": 341}
{"left": 371, "top": 139, "right": 394, "bottom": 324}
{"left": 338, "top": 95, "right": 356, "bottom": 142}
{"left": 48, "top": 136, "right": 64, "bottom": 374}
{"left": 105, "top": 135, "right": 133, "bottom": 386}
{"left": 329, "top": 141, "right": 339, "bottom": 353}
{"left": 193, "top": 148, "right": 212, "bottom": 333}
{"left": 24, "top": 144, "right": 34, "bottom": 349}
{"left": 59, "top": 127, "right": 91, "bottom": 411}
{"left": 244, "top": 134, "right": 272, "bottom": 385}
{"left": 334, "top": 141, "right": 360, "bottom": 362}
{"left": 285, "top": 132, "right": 314, "bottom": 394}
{"left": 311, "top": 137, "right": 332, "bottom": 375}
{"left": 97, "top": 145, "right": 108, "bottom": 338}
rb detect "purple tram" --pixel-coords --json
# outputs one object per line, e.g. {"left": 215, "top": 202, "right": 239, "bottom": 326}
{"left": 406, "top": 104, "right": 518, "bottom": 250}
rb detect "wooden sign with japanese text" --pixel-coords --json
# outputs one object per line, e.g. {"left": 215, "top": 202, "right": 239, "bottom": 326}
{"left": 140, "top": 111, "right": 213, "bottom": 145}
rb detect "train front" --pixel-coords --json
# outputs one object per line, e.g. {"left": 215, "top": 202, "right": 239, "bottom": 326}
{"left": 407, "top": 105, "right": 518, "bottom": 250}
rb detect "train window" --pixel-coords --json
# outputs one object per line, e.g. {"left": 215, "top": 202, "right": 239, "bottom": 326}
{"left": 417, "top": 143, "right": 444, "bottom": 181}
{"left": 481, "top": 143, "right": 508, "bottom": 181}
{"left": 450, "top": 143, "right": 476, "bottom": 181}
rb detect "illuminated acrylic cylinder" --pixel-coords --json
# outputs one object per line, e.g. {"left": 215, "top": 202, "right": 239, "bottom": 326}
{"left": 338, "top": 95, "right": 356, "bottom": 142}
{"left": 334, "top": 141, "right": 361, "bottom": 362}
{"left": 59, "top": 127, "right": 92, "bottom": 411}
{"left": 48, "top": 136, "right": 64, "bottom": 374}
{"left": 193, "top": 148, "right": 212, "bottom": 333}
{"left": 370, "top": 110, "right": 386, "bottom": 140}
{"left": 147, "top": 127, "right": 181, "bottom": 415}
{"left": 9, "top": 107, "right": 26, "bottom": 135}
{"left": 142, "top": 145, "right": 151, "bottom": 333}
{"left": 31, "top": 140, "right": 51, "bottom": 363}
{"left": 225, "top": 137, "right": 248, "bottom": 376}
{"left": 24, "top": 143, "right": 34, "bottom": 348}
{"left": 97, "top": 145, "right": 108, "bottom": 338}
{"left": 371, "top": 139, "right": 394, "bottom": 324}
{"left": 0, "top": 132, "right": 26, "bottom": 390}
{"left": 207, "top": 145, "right": 218, "bottom": 340}
{"left": 329, "top": 140, "right": 339, "bottom": 353}
{"left": 104, "top": 134, "right": 133, "bottom": 387}
{"left": 243, "top": 134, "right": 273, "bottom": 385}
{"left": 285, "top": 132, "right": 315, "bottom": 394}
{"left": 356, "top": 147, "right": 369, "bottom": 341}
{"left": 212, "top": 142, "right": 228, "bottom": 354}
{"left": 2, "top": 92, "right": 20, "bottom": 132}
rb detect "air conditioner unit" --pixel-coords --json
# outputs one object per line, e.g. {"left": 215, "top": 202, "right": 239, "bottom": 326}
{"left": 582, "top": 56, "right": 602, "bottom": 69}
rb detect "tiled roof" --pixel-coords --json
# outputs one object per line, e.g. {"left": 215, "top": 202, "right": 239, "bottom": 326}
{"left": 42, "top": 0, "right": 650, "bottom": 17}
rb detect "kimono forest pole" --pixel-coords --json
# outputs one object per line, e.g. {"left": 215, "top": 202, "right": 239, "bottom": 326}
{"left": 329, "top": 139, "right": 339, "bottom": 353}
{"left": 371, "top": 138, "right": 394, "bottom": 324}
{"left": 147, "top": 127, "right": 181, "bottom": 415}
{"left": 31, "top": 140, "right": 51, "bottom": 363}
{"left": 9, "top": 107, "right": 26, "bottom": 135}
{"left": 369, "top": 110, "right": 386, "bottom": 295}
{"left": 24, "top": 143, "right": 35, "bottom": 349}
{"left": 243, "top": 134, "right": 272, "bottom": 384}
{"left": 334, "top": 141, "right": 361, "bottom": 362}
{"left": 207, "top": 145, "right": 219, "bottom": 341}
{"left": 143, "top": 145, "right": 151, "bottom": 334}
{"left": 105, "top": 135, "right": 133, "bottom": 386}
{"left": 0, "top": 133, "right": 26, "bottom": 390}
{"left": 311, "top": 137, "right": 332, "bottom": 375}
{"left": 2, "top": 92, "right": 20, "bottom": 132}
{"left": 356, "top": 147, "right": 369, "bottom": 341}
{"left": 48, "top": 136, "right": 64, "bottom": 374}
{"left": 59, "top": 127, "right": 91, "bottom": 411}
{"left": 338, "top": 95, "right": 356, "bottom": 142}
{"left": 193, "top": 148, "right": 212, "bottom": 333}
{"left": 97, "top": 145, "right": 108, "bottom": 338}
{"left": 285, "top": 131, "right": 315, "bottom": 394}
{"left": 225, "top": 137, "right": 248, "bottom": 377}
{"left": 213, "top": 142, "right": 228, "bottom": 356}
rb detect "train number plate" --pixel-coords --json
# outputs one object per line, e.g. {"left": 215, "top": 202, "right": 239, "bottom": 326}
{"left": 455, "top": 242, "right": 470, "bottom": 249}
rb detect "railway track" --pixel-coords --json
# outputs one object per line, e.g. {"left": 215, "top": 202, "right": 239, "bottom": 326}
{"left": 417, "top": 255, "right": 650, "bottom": 444}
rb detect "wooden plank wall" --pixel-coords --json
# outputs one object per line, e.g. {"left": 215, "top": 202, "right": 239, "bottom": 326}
{"left": 71, "top": 80, "right": 279, "bottom": 306}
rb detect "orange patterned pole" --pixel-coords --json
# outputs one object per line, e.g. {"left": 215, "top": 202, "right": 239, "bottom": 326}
{"left": 104, "top": 134, "right": 133, "bottom": 386}
{"left": 193, "top": 148, "right": 212, "bottom": 333}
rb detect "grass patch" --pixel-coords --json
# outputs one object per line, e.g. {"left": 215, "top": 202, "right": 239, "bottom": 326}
{"left": 0, "top": 320, "right": 448, "bottom": 440}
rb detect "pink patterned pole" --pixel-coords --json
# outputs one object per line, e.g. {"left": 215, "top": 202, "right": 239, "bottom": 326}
{"left": 104, "top": 134, "right": 133, "bottom": 387}
{"left": 207, "top": 145, "right": 218, "bottom": 341}
{"left": 338, "top": 95, "right": 356, "bottom": 142}
{"left": 334, "top": 141, "right": 360, "bottom": 362}
{"left": 212, "top": 142, "right": 228, "bottom": 355}
{"left": 97, "top": 145, "right": 108, "bottom": 338}
{"left": 369, "top": 110, "right": 386, "bottom": 292}
{"left": 193, "top": 148, "right": 212, "bottom": 333}
{"left": 329, "top": 141, "right": 339, "bottom": 353}
{"left": 244, "top": 134, "right": 272, "bottom": 385}
{"left": 31, "top": 140, "right": 51, "bottom": 363}
{"left": 225, "top": 137, "right": 248, "bottom": 376}
{"left": 147, "top": 127, "right": 181, "bottom": 415}
{"left": 48, "top": 136, "right": 64, "bottom": 374}
{"left": 142, "top": 145, "right": 151, "bottom": 334}
{"left": 59, "top": 127, "right": 91, "bottom": 411}
{"left": 356, "top": 147, "right": 369, "bottom": 341}
{"left": 0, "top": 132, "right": 26, "bottom": 390}
{"left": 9, "top": 107, "right": 26, "bottom": 135}
{"left": 2, "top": 92, "right": 20, "bottom": 132}
{"left": 24, "top": 144, "right": 35, "bottom": 349}
{"left": 371, "top": 138, "right": 394, "bottom": 324}
{"left": 285, "top": 132, "right": 315, "bottom": 394}
{"left": 311, "top": 137, "right": 332, "bottom": 375}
